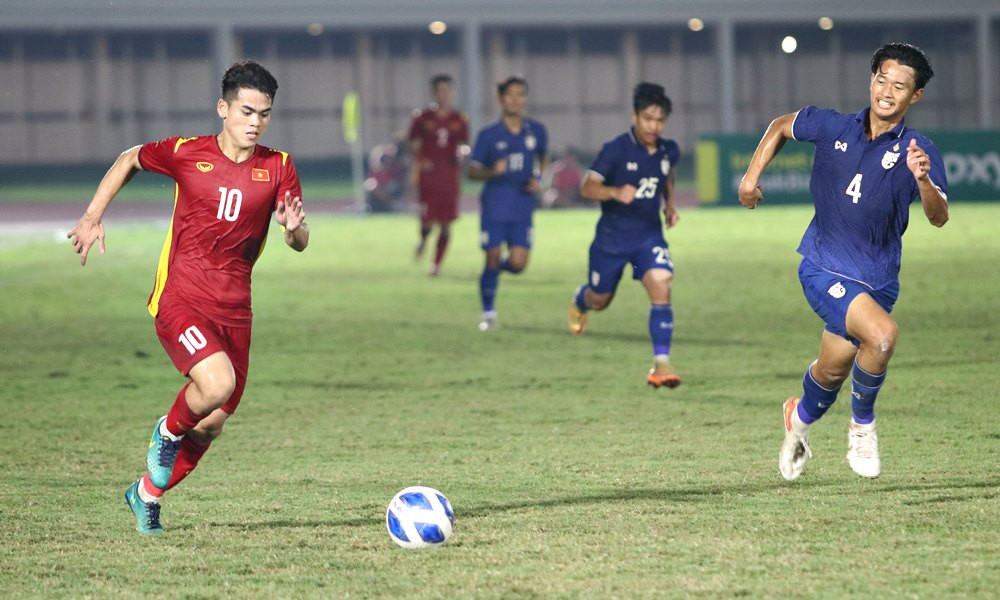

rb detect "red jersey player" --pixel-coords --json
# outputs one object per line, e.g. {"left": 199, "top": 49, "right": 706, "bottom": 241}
{"left": 67, "top": 60, "right": 309, "bottom": 534}
{"left": 408, "top": 74, "right": 469, "bottom": 276}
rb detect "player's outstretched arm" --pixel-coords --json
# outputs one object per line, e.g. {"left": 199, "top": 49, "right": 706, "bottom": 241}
{"left": 580, "top": 172, "right": 636, "bottom": 205}
{"left": 906, "top": 138, "right": 949, "bottom": 228}
{"left": 738, "top": 113, "right": 796, "bottom": 209}
{"left": 276, "top": 191, "right": 309, "bottom": 252}
{"left": 67, "top": 145, "right": 142, "bottom": 266}
{"left": 662, "top": 171, "right": 679, "bottom": 228}
{"left": 468, "top": 158, "right": 506, "bottom": 181}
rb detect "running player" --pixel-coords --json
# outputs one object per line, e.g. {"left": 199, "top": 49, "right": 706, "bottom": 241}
{"left": 408, "top": 74, "right": 469, "bottom": 276}
{"left": 738, "top": 43, "right": 948, "bottom": 480}
{"left": 566, "top": 82, "right": 681, "bottom": 387}
{"left": 68, "top": 60, "right": 309, "bottom": 533}
{"left": 468, "top": 75, "right": 548, "bottom": 331}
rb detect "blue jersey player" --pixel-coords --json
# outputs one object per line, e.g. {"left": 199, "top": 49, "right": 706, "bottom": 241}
{"left": 738, "top": 43, "right": 949, "bottom": 480}
{"left": 468, "top": 76, "right": 548, "bottom": 331}
{"left": 566, "top": 82, "right": 682, "bottom": 388}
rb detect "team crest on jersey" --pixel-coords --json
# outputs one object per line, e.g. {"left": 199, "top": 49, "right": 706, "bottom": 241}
{"left": 525, "top": 135, "right": 536, "bottom": 151}
{"left": 661, "top": 158, "right": 671, "bottom": 176}
{"left": 252, "top": 168, "right": 270, "bottom": 182}
{"left": 496, "top": 141, "right": 507, "bottom": 151}
{"left": 827, "top": 282, "right": 847, "bottom": 299}
{"left": 881, "top": 150, "right": 900, "bottom": 170}
{"left": 196, "top": 162, "right": 214, "bottom": 173}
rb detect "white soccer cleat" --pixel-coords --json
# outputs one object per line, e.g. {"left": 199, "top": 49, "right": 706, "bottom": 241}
{"left": 478, "top": 311, "right": 497, "bottom": 332}
{"left": 847, "top": 420, "right": 881, "bottom": 478}
{"left": 779, "top": 397, "right": 812, "bottom": 481}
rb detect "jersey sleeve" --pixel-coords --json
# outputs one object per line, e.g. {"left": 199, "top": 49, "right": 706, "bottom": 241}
{"left": 407, "top": 112, "right": 422, "bottom": 144}
{"left": 275, "top": 153, "right": 304, "bottom": 210}
{"left": 588, "top": 138, "right": 621, "bottom": 183}
{"left": 791, "top": 106, "right": 841, "bottom": 144}
{"left": 470, "top": 128, "right": 492, "bottom": 167}
{"left": 137, "top": 136, "right": 184, "bottom": 178}
{"left": 535, "top": 121, "right": 549, "bottom": 159}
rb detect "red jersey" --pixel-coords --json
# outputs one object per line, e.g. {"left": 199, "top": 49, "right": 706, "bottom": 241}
{"left": 407, "top": 106, "right": 468, "bottom": 173}
{"left": 138, "top": 135, "right": 302, "bottom": 327}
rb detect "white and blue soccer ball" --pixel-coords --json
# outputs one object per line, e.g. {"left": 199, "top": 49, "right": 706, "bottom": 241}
{"left": 386, "top": 486, "right": 454, "bottom": 549}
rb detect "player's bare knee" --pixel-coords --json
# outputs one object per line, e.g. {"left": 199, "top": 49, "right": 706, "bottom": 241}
{"left": 589, "top": 294, "right": 612, "bottom": 311}
{"left": 195, "top": 378, "right": 236, "bottom": 411}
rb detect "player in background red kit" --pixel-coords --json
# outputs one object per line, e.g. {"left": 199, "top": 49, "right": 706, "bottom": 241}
{"left": 408, "top": 74, "right": 469, "bottom": 276}
{"left": 67, "top": 60, "right": 309, "bottom": 534}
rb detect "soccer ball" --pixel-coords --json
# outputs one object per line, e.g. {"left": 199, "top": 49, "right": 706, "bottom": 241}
{"left": 386, "top": 486, "right": 454, "bottom": 549}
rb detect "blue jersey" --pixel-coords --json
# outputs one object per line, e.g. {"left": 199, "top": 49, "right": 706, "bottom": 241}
{"left": 792, "top": 106, "right": 948, "bottom": 289}
{"left": 470, "top": 117, "right": 548, "bottom": 223}
{"left": 588, "top": 129, "right": 680, "bottom": 254}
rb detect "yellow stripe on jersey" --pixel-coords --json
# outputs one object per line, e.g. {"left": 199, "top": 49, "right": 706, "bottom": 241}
{"left": 279, "top": 150, "right": 289, "bottom": 166}
{"left": 147, "top": 184, "right": 180, "bottom": 317}
{"left": 173, "top": 137, "right": 196, "bottom": 153}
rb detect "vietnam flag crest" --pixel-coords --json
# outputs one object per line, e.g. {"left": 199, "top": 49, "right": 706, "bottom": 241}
{"left": 252, "top": 168, "right": 270, "bottom": 182}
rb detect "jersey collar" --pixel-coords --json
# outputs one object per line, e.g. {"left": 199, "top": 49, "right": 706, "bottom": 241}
{"left": 855, "top": 107, "right": 907, "bottom": 139}
{"left": 628, "top": 127, "right": 666, "bottom": 153}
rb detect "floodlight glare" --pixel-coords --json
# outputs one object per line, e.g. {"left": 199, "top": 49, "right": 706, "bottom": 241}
{"left": 306, "top": 23, "right": 324, "bottom": 36}
{"left": 781, "top": 36, "right": 798, "bottom": 54}
{"left": 429, "top": 21, "right": 447, "bottom": 35}
{"left": 687, "top": 18, "right": 705, "bottom": 32}
{"left": 818, "top": 17, "right": 834, "bottom": 30}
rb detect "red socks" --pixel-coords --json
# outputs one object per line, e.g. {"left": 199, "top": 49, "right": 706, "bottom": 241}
{"left": 141, "top": 438, "right": 212, "bottom": 496}
{"left": 165, "top": 382, "right": 204, "bottom": 437}
{"left": 433, "top": 232, "right": 450, "bottom": 268}
{"left": 166, "top": 438, "right": 211, "bottom": 491}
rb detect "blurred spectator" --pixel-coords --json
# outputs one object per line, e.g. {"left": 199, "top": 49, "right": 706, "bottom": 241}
{"left": 542, "top": 148, "right": 585, "bottom": 208}
{"left": 364, "top": 140, "right": 407, "bottom": 213}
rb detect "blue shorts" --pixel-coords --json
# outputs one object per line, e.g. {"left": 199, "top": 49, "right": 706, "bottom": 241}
{"left": 798, "top": 258, "right": 898, "bottom": 344}
{"left": 481, "top": 221, "right": 533, "bottom": 250}
{"left": 587, "top": 235, "right": 673, "bottom": 294}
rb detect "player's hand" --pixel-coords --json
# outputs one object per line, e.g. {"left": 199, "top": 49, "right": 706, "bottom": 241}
{"left": 493, "top": 158, "right": 508, "bottom": 177}
{"left": 276, "top": 191, "right": 305, "bottom": 232}
{"left": 67, "top": 215, "right": 105, "bottom": 266}
{"left": 738, "top": 180, "right": 763, "bottom": 209}
{"left": 523, "top": 178, "right": 541, "bottom": 195}
{"left": 906, "top": 138, "right": 930, "bottom": 182}
{"left": 663, "top": 205, "right": 680, "bottom": 228}
{"left": 615, "top": 184, "right": 637, "bottom": 205}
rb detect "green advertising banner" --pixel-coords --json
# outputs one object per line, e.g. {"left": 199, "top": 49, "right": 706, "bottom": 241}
{"left": 697, "top": 130, "right": 1000, "bottom": 205}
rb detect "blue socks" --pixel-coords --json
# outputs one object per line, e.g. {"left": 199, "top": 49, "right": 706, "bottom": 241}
{"left": 479, "top": 265, "right": 500, "bottom": 312}
{"left": 851, "top": 359, "right": 885, "bottom": 425}
{"left": 649, "top": 304, "right": 674, "bottom": 358}
{"left": 797, "top": 365, "right": 842, "bottom": 424}
{"left": 574, "top": 284, "right": 589, "bottom": 312}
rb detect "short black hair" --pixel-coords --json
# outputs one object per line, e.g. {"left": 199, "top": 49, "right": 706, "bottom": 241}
{"left": 871, "top": 43, "right": 934, "bottom": 90}
{"left": 497, "top": 75, "right": 528, "bottom": 96}
{"left": 633, "top": 82, "right": 672, "bottom": 116}
{"left": 221, "top": 60, "right": 278, "bottom": 103}
{"left": 430, "top": 74, "right": 453, "bottom": 89}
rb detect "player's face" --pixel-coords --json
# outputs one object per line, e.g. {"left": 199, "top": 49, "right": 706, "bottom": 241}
{"left": 869, "top": 59, "right": 922, "bottom": 122}
{"left": 631, "top": 104, "right": 666, "bottom": 149}
{"left": 432, "top": 82, "right": 454, "bottom": 108}
{"left": 499, "top": 83, "right": 526, "bottom": 117}
{"left": 217, "top": 88, "right": 273, "bottom": 150}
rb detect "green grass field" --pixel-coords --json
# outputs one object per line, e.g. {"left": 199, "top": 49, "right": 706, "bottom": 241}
{"left": 1, "top": 203, "right": 998, "bottom": 598}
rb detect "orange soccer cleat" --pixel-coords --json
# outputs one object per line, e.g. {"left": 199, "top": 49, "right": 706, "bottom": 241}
{"left": 647, "top": 364, "right": 682, "bottom": 388}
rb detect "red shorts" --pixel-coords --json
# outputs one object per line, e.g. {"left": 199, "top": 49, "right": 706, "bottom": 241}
{"left": 419, "top": 168, "right": 461, "bottom": 224}
{"left": 154, "top": 302, "right": 252, "bottom": 415}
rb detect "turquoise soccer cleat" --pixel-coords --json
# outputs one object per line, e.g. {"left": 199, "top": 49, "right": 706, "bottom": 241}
{"left": 124, "top": 479, "right": 163, "bottom": 534}
{"left": 146, "top": 416, "right": 181, "bottom": 489}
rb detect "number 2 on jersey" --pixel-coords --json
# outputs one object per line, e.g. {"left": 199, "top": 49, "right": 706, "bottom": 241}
{"left": 846, "top": 173, "right": 862, "bottom": 204}
{"left": 217, "top": 187, "right": 243, "bottom": 221}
